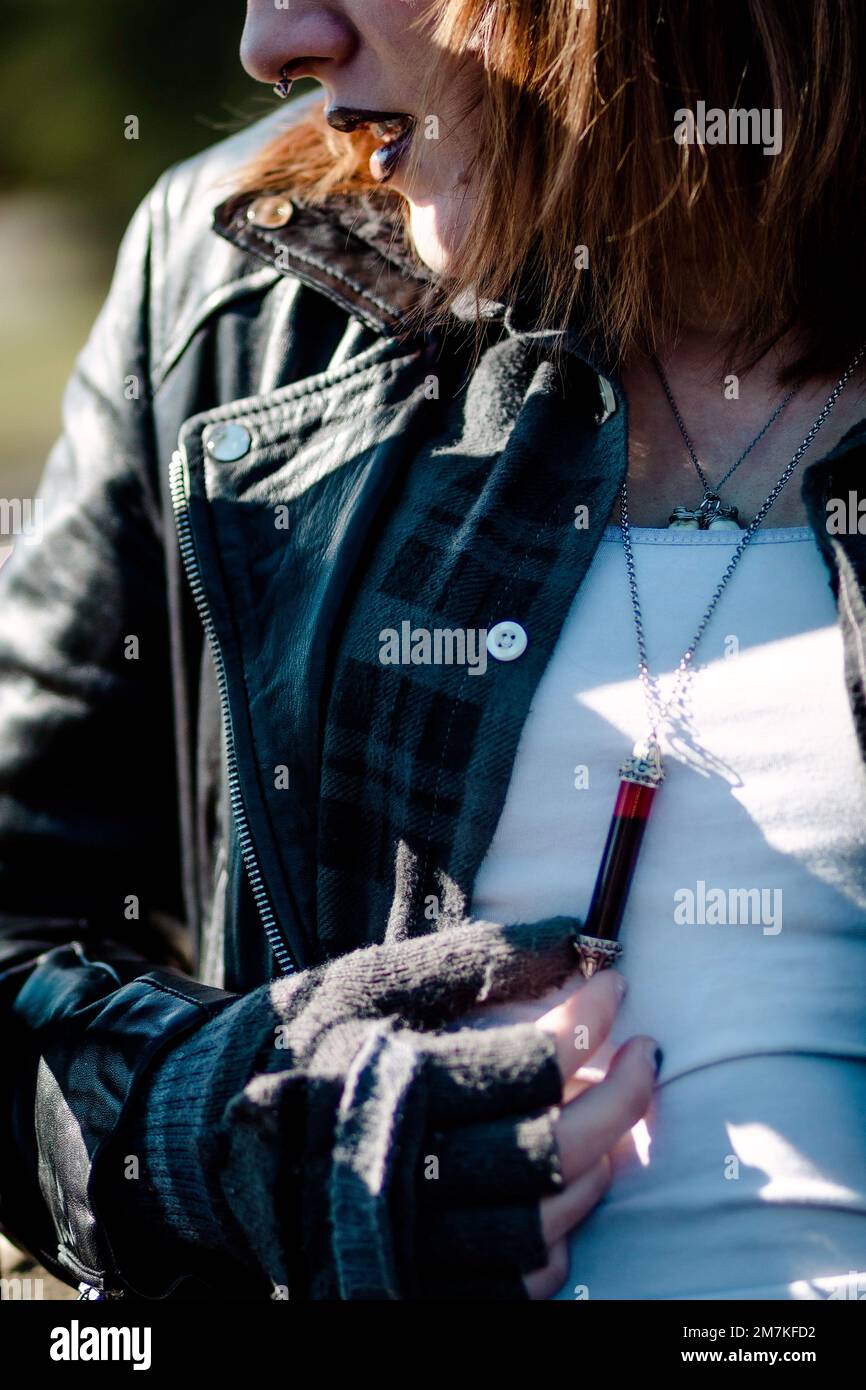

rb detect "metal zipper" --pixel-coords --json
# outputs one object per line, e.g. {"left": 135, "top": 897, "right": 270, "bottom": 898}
{"left": 169, "top": 448, "right": 296, "bottom": 976}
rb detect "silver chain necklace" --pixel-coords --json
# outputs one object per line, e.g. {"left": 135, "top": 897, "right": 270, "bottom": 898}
{"left": 625, "top": 344, "right": 864, "bottom": 741}
{"left": 572, "top": 343, "right": 864, "bottom": 980}
{"left": 653, "top": 355, "right": 799, "bottom": 530}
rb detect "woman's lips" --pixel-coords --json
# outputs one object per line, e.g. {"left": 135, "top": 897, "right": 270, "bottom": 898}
{"left": 325, "top": 107, "right": 415, "bottom": 185}
{"left": 369, "top": 122, "right": 415, "bottom": 184}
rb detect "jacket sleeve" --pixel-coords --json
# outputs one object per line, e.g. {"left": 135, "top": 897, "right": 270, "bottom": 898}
{"left": 0, "top": 180, "right": 237, "bottom": 1296}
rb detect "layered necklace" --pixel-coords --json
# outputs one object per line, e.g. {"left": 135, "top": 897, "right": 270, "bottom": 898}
{"left": 574, "top": 345, "right": 864, "bottom": 978}
{"left": 654, "top": 355, "right": 799, "bottom": 530}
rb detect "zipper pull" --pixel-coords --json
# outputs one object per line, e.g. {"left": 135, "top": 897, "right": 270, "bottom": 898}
{"left": 77, "top": 1281, "right": 125, "bottom": 1300}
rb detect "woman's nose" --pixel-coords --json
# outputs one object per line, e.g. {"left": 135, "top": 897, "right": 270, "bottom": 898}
{"left": 240, "top": 1, "right": 356, "bottom": 86}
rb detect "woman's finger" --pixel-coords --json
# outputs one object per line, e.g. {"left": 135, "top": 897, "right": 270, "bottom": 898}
{"left": 539, "top": 1154, "right": 612, "bottom": 1246}
{"left": 553, "top": 1035, "right": 659, "bottom": 1183}
{"left": 523, "top": 1238, "right": 570, "bottom": 1300}
{"left": 534, "top": 968, "right": 628, "bottom": 1083}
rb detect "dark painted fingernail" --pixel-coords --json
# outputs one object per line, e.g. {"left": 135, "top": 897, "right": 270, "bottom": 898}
{"left": 653, "top": 1047, "right": 664, "bottom": 1077}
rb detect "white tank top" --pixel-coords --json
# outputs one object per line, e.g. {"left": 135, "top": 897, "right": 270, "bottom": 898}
{"left": 471, "top": 524, "right": 866, "bottom": 1300}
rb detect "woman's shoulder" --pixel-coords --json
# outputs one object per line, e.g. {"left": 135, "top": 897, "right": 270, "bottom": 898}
{"left": 138, "top": 107, "right": 297, "bottom": 358}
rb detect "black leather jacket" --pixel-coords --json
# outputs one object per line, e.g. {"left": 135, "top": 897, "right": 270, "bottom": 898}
{"left": 2, "top": 103, "right": 865, "bottom": 1297}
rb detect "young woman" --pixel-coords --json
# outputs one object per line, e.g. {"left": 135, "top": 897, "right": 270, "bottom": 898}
{"left": 0, "top": 0, "right": 864, "bottom": 1302}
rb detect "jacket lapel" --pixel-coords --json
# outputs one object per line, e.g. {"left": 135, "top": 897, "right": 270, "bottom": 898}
{"left": 175, "top": 338, "right": 443, "bottom": 970}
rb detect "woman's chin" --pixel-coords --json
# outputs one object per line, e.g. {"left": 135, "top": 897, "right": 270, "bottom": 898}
{"left": 405, "top": 199, "right": 463, "bottom": 277}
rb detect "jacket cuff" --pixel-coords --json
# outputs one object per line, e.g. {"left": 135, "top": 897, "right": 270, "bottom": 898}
{"left": 109, "top": 981, "right": 294, "bottom": 1285}
{"left": 11, "top": 944, "right": 237, "bottom": 1296}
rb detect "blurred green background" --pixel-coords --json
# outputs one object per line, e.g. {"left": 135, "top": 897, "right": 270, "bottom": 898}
{"left": 0, "top": 1, "right": 296, "bottom": 507}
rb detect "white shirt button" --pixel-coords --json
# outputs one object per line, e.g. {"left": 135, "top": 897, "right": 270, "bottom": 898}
{"left": 486, "top": 620, "right": 528, "bottom": 662}
{"left": 204, "top": 422, "right": 252, "bottom": 462}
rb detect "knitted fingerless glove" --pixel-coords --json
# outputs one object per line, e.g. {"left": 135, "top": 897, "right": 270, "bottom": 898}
{"left": 112, "top": 916, "right": 581, "bottom": 1299}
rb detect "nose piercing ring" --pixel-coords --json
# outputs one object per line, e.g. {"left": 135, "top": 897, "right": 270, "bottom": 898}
{"left": 273, "top": 67, "right": 294, "bottom": 100}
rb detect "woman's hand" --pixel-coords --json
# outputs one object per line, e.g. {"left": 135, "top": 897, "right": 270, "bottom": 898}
{"left": 210, "top": 916, "right": 654, "bottom": 1299}
{"left": 458, "top": 968, "right": 659, "bottom": 1299}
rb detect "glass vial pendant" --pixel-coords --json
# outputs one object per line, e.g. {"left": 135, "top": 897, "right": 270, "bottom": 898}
{"left": 574, "top": 740, "right": 664, "bottom": 977}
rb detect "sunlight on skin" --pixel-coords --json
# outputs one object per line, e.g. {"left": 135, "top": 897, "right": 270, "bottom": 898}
{"left": 564, "top": 1027, "right": 652, "bottom": 1165}
{"left": 464, "top": 979, "right": 656, "bottom": 1168}
{"left": 571, "top": 1050, "right": 654, "bottom": 1168}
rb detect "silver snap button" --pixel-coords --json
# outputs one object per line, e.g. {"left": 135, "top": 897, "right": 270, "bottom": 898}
{"left": 486, "top": 620, "right": 528, "bottom": 662}
{"left": 246, "top": 195, "right": 294, "bottom": 229}
{"left": 204, "top": 422, "right": 252, "bottom": 462}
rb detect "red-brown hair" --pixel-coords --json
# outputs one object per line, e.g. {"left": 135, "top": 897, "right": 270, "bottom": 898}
{"left": 239, "top": 1, "right": 866, "bottom": 381}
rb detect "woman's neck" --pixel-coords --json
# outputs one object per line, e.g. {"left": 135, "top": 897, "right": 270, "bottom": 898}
{"left": 616, "top": 332, "right": 866, "bottom": 529}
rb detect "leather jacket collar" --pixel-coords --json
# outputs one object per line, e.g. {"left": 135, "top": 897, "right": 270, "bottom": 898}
{"left": 212, "top": 189, "right": 441, "bottom": 340}
{"left": 212, "top": 186, "right": 617, "bottom": 393}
